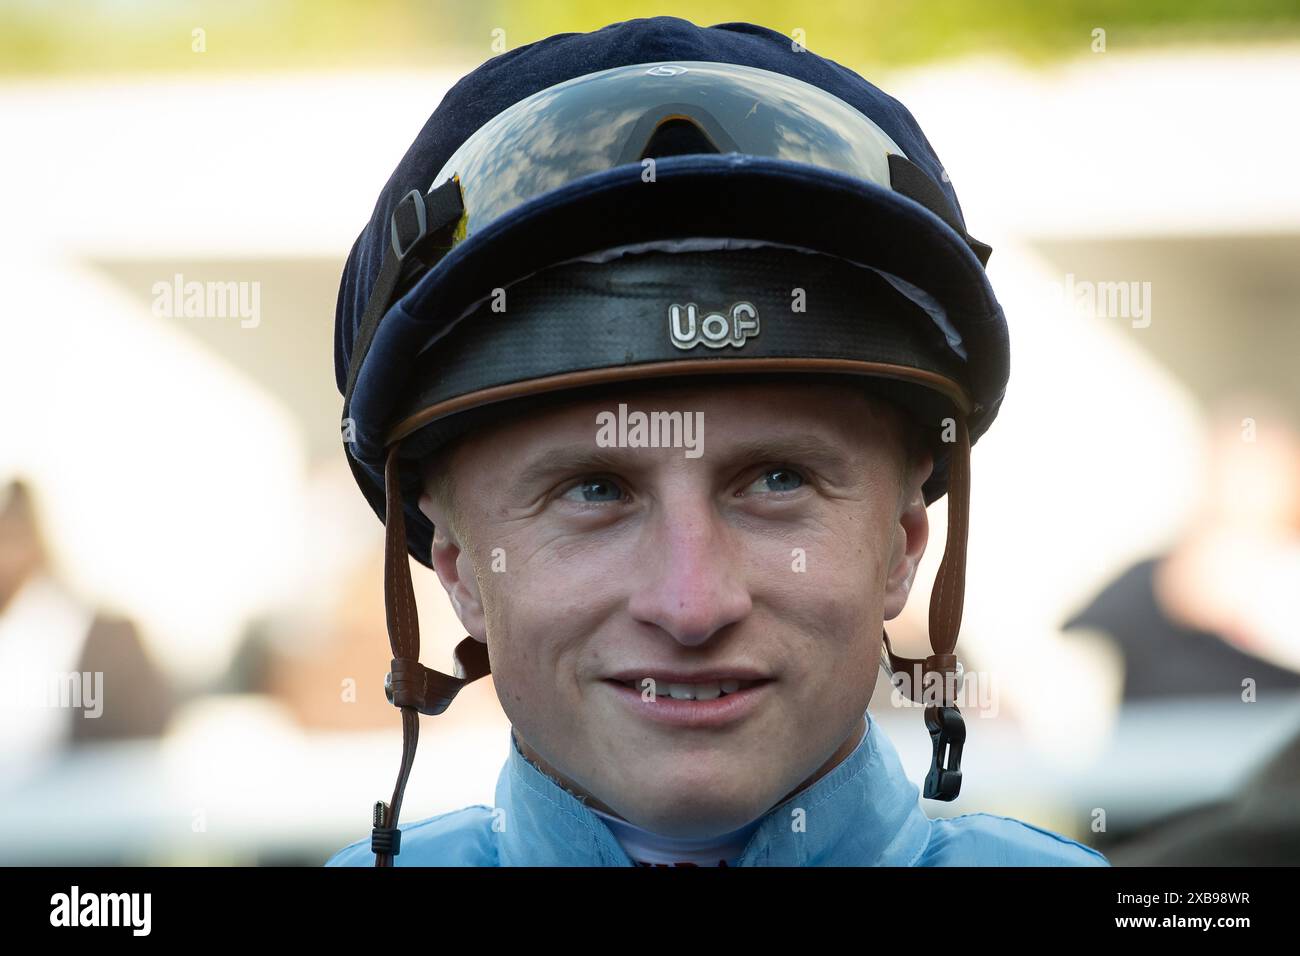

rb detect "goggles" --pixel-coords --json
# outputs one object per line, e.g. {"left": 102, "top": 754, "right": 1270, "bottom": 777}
{"left": 432, "top": 60, "right": 912, "bottom": 242}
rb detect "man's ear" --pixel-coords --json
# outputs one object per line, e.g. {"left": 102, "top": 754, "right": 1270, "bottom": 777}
{"left": 883, "top": 450, "right": 933, "bottom": 621}
{"left": 417, "top": 489, "right": 487, "bottom": 643}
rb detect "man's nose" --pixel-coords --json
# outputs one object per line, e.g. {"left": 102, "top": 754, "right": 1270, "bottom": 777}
{"left": 626, "top": 496, "right": 753, "bottom": 647}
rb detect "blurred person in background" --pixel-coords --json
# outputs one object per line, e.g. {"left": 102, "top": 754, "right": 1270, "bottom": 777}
{"left": 0, "top": 479, "right": 175, "bottom": 782}
{"left": 1066, "top": 398, "right": 1300, "bottom": 864}
{"left": 1062, "top": 401, "right": 1300, "bottom": 700}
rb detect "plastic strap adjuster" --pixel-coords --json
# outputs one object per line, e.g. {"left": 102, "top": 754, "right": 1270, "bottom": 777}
{"left": 923, "top": 705, "right": 965, "bottom": 801}
{"left": 390, "top": 189, "right": 428, "bottom": 261}
{"left": 371, "top": 800, "right": 402, "bottom": 857}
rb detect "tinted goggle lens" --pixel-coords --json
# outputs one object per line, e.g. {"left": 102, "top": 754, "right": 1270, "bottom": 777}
{"left": 431, "top": 60, "right": 908, "bottom": 241}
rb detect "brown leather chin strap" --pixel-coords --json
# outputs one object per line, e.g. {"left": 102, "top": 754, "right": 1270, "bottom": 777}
{"left": 882, "top": 414, "right": 971, "bottom": 800}
{"left": 372, "top": 442, "right": 492, "bottom": 866}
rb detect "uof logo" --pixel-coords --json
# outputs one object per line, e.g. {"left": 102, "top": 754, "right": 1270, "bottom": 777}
{"left": 668, "top": 302, "right": 760, "bottom": 350}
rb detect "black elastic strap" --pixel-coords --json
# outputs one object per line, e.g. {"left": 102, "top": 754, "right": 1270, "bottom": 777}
{"left": 887, "top": 153, "right": 992, "bottom": 268}
{"left": 341, "top": 178, "right": 465, "bottom": 423}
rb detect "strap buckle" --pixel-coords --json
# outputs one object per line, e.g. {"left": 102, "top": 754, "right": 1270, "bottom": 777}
{"left": 923, "top": 705, "right": 965, "bottom": 801}
{"left": 390, "top": 189, "right": 428, "bottom": 261}
{"left": 371, "top": 800, "right": 401, "bottom": 857}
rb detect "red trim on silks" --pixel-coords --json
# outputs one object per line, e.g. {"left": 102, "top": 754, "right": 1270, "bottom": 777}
{"left": 635, "top": 859, "right": 732, "bottom": 867}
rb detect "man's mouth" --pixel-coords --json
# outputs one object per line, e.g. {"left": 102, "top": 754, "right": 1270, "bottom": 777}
{"left": 610, "top": 677, "right": 768, "bottom": 700}
{"left": 603, "top": 673, "right": 774, "bottom": 727}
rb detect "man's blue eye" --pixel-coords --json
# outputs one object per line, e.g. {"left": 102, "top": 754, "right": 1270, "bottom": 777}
{"left": 562, "top": 477, "right": 624, "bottom": 503}
{"left": 747, "top": 467, "right": 805, "bottom": 494}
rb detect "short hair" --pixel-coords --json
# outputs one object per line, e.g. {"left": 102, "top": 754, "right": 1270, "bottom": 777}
{"left": 420, "top": 439, "right": 466, "bottom": 546}
{"left": 873, "top": 398, "right": 929, "bottom": 513}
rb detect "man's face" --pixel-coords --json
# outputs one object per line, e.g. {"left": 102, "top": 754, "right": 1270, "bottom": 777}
{"left": 419, "top": 379, "right": 932, "bottom": 838}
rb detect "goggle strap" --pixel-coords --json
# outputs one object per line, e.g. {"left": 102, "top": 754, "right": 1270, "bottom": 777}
{"left": 887, "top": 153, "right": 992, "bottom": 267}
{"left": 342, "top": 178, "right": 465, "bottom": 425}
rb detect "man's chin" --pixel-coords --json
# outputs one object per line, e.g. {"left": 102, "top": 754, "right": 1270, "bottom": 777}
{"left": 602, "top": 766, "right": 782, "bottom": 836}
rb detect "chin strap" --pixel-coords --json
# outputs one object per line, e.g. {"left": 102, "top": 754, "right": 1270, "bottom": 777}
{"left": 372, "top": 442, "right": 492, "bottom": 866}
{"left": 881, "top": 414, "right": 971, "bottom": 800}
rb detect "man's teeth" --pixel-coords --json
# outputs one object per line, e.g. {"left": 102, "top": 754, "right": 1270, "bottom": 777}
{"left": 622, "top": 678, "right": 756, "bottom": 699}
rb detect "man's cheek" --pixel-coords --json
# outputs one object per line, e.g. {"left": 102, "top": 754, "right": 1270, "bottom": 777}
{"left": 483, "top": 601, "right": 566, "bottom": 693}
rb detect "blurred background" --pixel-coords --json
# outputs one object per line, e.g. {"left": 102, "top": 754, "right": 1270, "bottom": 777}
{"left": 2, "top": 1, "right": 1298, "bottom": 865}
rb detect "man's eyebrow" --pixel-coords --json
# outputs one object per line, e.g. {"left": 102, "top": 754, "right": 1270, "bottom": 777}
{"left": 711, "top": 433, "right": 855, "bottom": 470}
{"left": 508, "top": 445, "right": 636, "bottom": 497}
